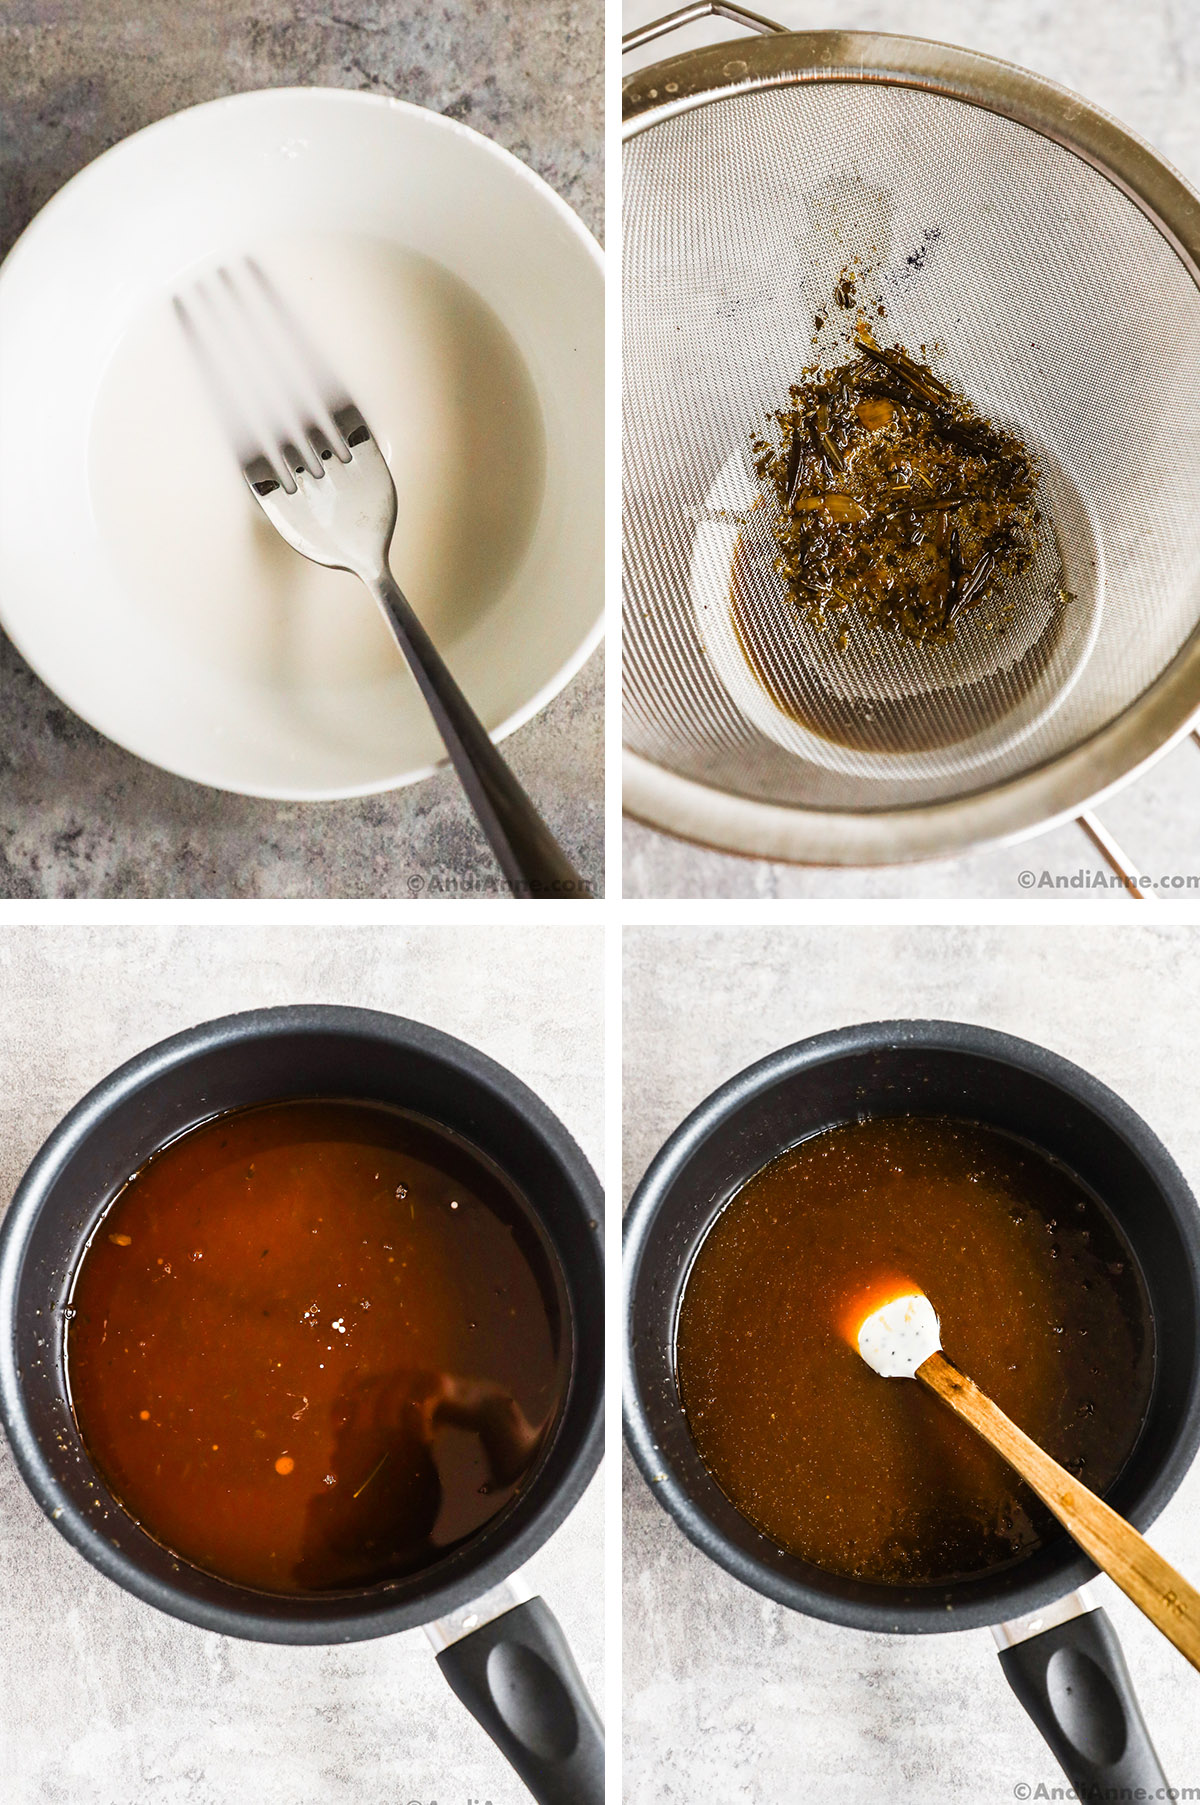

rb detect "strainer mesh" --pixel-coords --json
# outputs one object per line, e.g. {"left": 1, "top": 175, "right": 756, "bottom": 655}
{"left": 623, "top": 80, "right": 1200, "bottom": 809}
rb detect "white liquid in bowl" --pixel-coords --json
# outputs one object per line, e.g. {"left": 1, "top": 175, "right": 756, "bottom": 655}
{"left": 88, "top": 229, "right": 546, "bottom": 714}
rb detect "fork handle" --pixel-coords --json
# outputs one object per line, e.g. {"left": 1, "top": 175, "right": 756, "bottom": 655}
{"left": 369, "top": 572, "right": 592, "bottom": 899}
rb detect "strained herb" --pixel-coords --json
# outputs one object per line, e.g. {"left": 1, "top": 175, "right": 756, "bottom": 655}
{"left": 750, "top": 325, "right": 1041, "bottom": 645}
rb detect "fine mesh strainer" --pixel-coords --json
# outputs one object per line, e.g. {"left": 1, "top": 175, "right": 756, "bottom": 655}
{"left": 623, "top": 5, "right": 1200, "bottom": 866}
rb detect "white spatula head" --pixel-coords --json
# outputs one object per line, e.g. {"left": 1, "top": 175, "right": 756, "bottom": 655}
{"left": 857, "top": 1291, "right": 942, "bottom": 1378}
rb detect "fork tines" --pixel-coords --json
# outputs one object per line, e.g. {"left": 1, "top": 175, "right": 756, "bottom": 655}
{"left": 175, "top": 256, "right": 362, "bottom": 496}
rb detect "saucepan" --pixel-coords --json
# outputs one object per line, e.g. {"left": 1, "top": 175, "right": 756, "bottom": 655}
{"left": 624, "top": 1019, "right": 1200, "bottom": 1791}
{"left": 0, "top": 1004, "right": 604, "bottom": 1804}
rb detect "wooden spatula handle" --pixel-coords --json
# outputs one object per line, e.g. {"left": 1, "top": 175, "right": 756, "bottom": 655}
{"left": 918, "top": 1349, "right": 1200, "bottom": 1673}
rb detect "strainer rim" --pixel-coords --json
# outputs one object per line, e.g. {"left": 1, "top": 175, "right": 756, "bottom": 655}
{"left": 622, "top": 705, "right": 1196, "bottom": 869}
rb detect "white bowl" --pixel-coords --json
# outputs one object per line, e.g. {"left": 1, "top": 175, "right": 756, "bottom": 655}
{"left": 0, "top": 89, "right": 603, "bottom": 800}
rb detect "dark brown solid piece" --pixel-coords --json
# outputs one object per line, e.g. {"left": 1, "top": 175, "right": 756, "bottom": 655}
{"left": 749, "top": 325, "right": 1041, "bottom": 645}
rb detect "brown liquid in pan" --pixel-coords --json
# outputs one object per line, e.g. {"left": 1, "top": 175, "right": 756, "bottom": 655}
{"left": 67, "top": 1100, "right": 566, "bottom": 1594}
{"left": 675, "top": 1116, "right": 1154, "bottom": 1585}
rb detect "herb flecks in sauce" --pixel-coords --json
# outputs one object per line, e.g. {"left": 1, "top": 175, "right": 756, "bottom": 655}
{"left": 750, "top": 324, "right": 1041, "bottom": 646}
{"left": 675, "top": 1116, "right": 1154, "bottom": 1586}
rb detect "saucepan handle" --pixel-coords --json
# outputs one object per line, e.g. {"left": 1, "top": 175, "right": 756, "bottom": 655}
{"left": 622, "top": 1, "right": 785, "bottom": 55}
{"left": 436, "top": 1596, "right": 604, "bottom": 1804}
{"left": 997, "top": 1607, "right": 1167, "bottom": 1791}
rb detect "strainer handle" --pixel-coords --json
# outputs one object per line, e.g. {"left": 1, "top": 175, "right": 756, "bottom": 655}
{"left": 1078, "top": 812, "right": 1154, "bottom": 901}
{"left": 622, "top": 1, "right": 784, "bottom": 54}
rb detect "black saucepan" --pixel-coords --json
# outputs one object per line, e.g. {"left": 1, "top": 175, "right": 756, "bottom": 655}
{"left": 0, "top": 1004, "right": 604, "bottom": 1805}
{"left": 624, "top": 1019, "right": 1200, "bottom": 1792}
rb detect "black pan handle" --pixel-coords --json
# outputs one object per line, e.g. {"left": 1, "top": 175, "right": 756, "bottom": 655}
{"left": 997, "top": 1607, "right": 1167, "bottom": 1791}
{"left": 436, "top": 1596, "right": 604, "bottom": 1804}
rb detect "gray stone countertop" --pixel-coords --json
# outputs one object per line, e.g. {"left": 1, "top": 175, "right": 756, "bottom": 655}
{"left": 622, "top": 0, "right": 1200, "bottom": 899}
{"left": 0, "top": 924, "right": 603, "bottom": 1803}
{"left": 0, "top": 0, "right": 603, "bottom": 898}
{"left": 623, "top": 922, "right": 1200, "bottom": 1799}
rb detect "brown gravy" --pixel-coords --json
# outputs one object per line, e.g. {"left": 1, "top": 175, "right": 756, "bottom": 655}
{"left": 675, "top": 1116, "right": 1154, "bottom": 1585}
{"left": 67, "top": 1100, "right": 566, "bottom": 1594}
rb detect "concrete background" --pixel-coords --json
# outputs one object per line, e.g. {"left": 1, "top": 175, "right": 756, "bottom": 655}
{"left": 622, "top": 0, "right": 1200, "bottom": 899}
{"left": 623, "top": 922, "right": 1200, "bottom": 1800}
{"left": 0, "top": 924, "right": 603, "bottom": 1804}
{"left": 0, "top": 0, "right": 603, "bottom": 897}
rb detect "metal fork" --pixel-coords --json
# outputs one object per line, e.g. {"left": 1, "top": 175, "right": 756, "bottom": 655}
{"left": 176, "top": 259, "right": 590, "bottom": 900}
